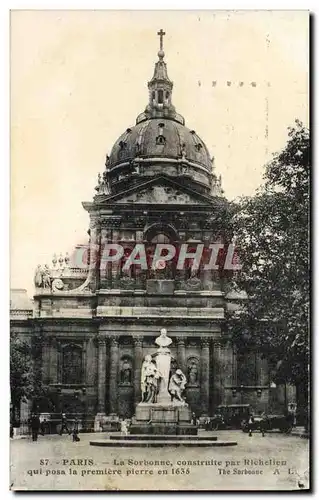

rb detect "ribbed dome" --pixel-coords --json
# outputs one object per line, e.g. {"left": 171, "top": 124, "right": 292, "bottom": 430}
{"left": 98, "top": 31, "right": 220, "bottom": 197}
{"left": 108, "top": 119, "right": 212, "bottom": 172}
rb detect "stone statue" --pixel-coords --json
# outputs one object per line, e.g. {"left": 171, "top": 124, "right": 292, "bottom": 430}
{"left": 141, "top": 355, "right": 161, "bottom": 403}
{"left": 120, "top": 358, "right": 132, "bottom": 384}
{"left": 168, "top": 369, "right": 187, "bottom": 403}
{"left": 188, "top": 360, "right": 199, "bottom": 385}
{"left": 34, "top": 265, "right": 43, "bottom": 288}
{"left": 155, "top": 328, "right": 172, "bottom": 350}
{"left": 42, "top": 265, "right": 51, "bottom": 288}
{"left": 154, "top": 329, "right": 173, "bottom": 404}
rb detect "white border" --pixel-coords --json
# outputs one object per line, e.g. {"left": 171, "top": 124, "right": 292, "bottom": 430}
{"left": 3, "top": 2, "right": 316, "bottom": 499}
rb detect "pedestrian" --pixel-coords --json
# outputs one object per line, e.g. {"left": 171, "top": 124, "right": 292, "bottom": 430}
{"left": 191, "top": 412, "right": 197, "bottom": 426}
{"left": 72, "top": 417, "right": 80, "bottom": 442}
{"left": 30, "top": 413, "right": 40, "bottom": 442}
{"left": 260, "top": 412, "right": 267, "bottom": 437}
{"left": 247, "top": 414, "right": 254, "bottom": 437}
{"left": 59, "top": 413, "right": 71, "bottom": 435}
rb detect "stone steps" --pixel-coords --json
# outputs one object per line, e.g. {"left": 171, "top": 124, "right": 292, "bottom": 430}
{"left": 109, "top": 434, "right": 217, "bottom": 441}
{"left": 90, "top": 439, "right": 237, "bottom": 447}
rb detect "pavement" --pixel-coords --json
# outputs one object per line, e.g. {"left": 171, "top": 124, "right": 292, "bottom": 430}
{"left": 10, "top": 430, "right": 310, "bottom": 491}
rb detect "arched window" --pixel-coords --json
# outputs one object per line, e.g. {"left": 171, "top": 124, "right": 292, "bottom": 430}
{"left": 62, "top": 344, "right": 83, "bottom": 385}
{"left": 157, "top": 89, "right": 164, "bottom": 104}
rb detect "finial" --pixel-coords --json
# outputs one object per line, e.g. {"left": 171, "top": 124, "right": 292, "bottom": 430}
{"left": 52, "top": 253, "right": 57, "bottom": 267}
{"left": 64, "top": 252, "right": 70, "bottom": 266}
{"left": 157, "top": 29, "right": 166, "bottom": 59}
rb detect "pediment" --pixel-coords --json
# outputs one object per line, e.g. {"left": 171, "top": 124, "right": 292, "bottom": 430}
{"left": 104, "top": 177, "right": 214, "bottom": 206}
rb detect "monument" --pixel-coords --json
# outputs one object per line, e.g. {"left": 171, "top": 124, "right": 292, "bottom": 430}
{"left": 129, "top": 329, "right": 197, "bottom": 435}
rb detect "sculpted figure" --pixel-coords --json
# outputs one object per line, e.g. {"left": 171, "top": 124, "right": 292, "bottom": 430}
{"left": 120, "top": 359, "right": 132, "bottom": 384}
{"left": 168, "top": 369, "right": 187, "bottom": 403}
{"left": 141, "top": 355, "right": 161, "bottom": 403}
{"left": 155, "top": 328, "right": 172, "bottom": 351}
{"left": 34, "top": 265, "right": 43, "bottom": 288}
{"left": 42, "top": 265, "right": 51, "bottom": 289}
{"left": 188, "top": 361, "right": 199, "bottom": 385}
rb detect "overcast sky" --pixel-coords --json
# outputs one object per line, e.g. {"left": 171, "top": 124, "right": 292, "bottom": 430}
{"left": 10, "top": 10, "right": 309, "bottom": 295}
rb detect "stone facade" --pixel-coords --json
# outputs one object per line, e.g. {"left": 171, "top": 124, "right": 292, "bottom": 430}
{"left": 10, "top": 33, "right": 296, "bottom": 432}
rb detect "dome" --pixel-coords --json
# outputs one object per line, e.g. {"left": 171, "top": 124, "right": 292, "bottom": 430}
{"left": 99, "top": 31, "right": 220, "bottom": 197}
{"left": 109, "top": 119, "right": 212, "bottom": 172}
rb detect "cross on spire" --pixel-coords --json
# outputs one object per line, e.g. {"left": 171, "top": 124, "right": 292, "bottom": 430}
{"left": 157, "top": 29, "right": 166, "bottom": 51}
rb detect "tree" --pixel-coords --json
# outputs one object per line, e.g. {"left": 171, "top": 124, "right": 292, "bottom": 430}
{"left": 10, "top": 332, "right": 50, "bottom": 418}
{"left": 228, "top": 121, "right": 310, "bottom": 392}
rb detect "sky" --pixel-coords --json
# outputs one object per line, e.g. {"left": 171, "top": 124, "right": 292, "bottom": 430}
{"left": 10, "top": 10, "right": 309, "bottom": 295}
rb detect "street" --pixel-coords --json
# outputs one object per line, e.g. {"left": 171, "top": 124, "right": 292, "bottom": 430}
{"left": 10, "top": 430, "right": 309, "bottom": 491}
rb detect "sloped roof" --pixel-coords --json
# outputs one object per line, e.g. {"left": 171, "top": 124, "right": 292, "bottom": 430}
{"left": 10, "top": 289, "right": 33, "bottom": 310}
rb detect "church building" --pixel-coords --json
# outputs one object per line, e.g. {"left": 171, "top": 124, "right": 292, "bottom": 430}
{"left": 10, "top": 31, "right": 294, "bottom": 431}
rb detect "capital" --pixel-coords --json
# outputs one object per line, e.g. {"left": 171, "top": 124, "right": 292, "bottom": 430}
{"left": 176, "top": 337, "right": 185, "bottom": 346}
{"left": 109, "top": 336, "right": 119, "bottom": 347}
{"left": 133, "top": 336, "right": 143, "bottom": 347}
{"left": 201, "top": 337, "right": 210, "bottom": 348}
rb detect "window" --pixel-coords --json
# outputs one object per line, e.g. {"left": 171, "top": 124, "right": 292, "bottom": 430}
{"left": 156, "top": 135, "right": 166, "bottom": 145}
{"left": 62, "top": 345, "right": 83, "bottom": 385}
{"left": 237, "top": 351, "right": 257, "bottom": 386}
{"left": 158, "top": 89, "right": 164, "bottom": 104}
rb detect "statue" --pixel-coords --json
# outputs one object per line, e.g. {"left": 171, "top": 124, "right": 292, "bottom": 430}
{"left": 42, "top": 265, "right": 51, "bottom": 288}
{"left": 188, "top": 360, "right": 199, "bottom": 385}
{"left": 120, "top": 358, "right": 132, "bottom": 385}
{"left": 154, "top": 329, "right": 173, "bottom": 404}
{"left": 141, "top": 355, "right": 161, "bottom": 403}
{"left": 34, "top": 265, "right": 43, "bottom": 288}
{"left": 155, "top": 328, "right": 172, "bottom": 350}
{"left": 168, "top": 369, "right": 187, "bottom": 403}
{"left": 34, "top": 264, "right": 51, "bottom": 289}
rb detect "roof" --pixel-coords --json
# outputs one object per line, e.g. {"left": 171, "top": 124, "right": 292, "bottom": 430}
{"left": 10, "top": 289, "right": 33, "bottom": 310}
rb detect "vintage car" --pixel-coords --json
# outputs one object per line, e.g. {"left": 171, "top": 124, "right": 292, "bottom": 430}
{"left": 242, "top": 413, "right": 294, "bottom": 434}
{"left": 209, "top": 404, "right": 252, "bottom": 430}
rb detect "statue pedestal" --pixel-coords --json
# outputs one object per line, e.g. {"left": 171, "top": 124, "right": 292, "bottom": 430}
{"left": 130, "top": 403, "right": 197, "bottom": 435}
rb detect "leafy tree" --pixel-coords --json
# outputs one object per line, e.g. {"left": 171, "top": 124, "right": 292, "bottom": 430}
{"left": 10, "top": 332, "right": 51, "bottom": 417}
{"left": 228, "top": 120, "right": 310, "bottom": 393}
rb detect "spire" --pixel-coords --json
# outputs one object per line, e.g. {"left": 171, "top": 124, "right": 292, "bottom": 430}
{"left": 136, "top": 30, "right": 184, "bottom": 125}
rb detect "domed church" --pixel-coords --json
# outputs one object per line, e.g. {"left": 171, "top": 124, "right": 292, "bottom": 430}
{"left": 10, "top": 31, "right": 295, "bottom": 431}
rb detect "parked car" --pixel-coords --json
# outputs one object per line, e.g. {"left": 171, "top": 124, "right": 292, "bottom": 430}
{"left": 242, "top": 413, "right": 294, "bottom": 434}
{"left": 209, "top": 404, "right": 252, "bottom": 430}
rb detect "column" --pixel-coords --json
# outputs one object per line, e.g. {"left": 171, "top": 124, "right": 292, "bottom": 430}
{"left": 133, "top": 336, "right": 143, "bottom": 404}
{"left": 109, "top": 336, "right": 119, "bottom": 414}
{"left": 200, "top": 337, "right": 210, "bottom": 415}
{"left": 50, "top": 337, "right": 58, "bottom": 384}
{"left": 176, "top": 337, "right": 186, "bottom": 374}
{"left": 89, "top": 219, "right": 100, "bottom": 292}
{"left": 97, "top": 338, "right": 107, "bottom": 413}
{"left": 213, "top": 341, "right": 222, "bottom": 407}
{"left": 42, "top": 339, "right": 51, "bottom": 385}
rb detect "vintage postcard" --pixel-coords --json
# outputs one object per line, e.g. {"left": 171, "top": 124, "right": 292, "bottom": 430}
{"left": 10, "top": 10, "right": 310, "bottom": 491}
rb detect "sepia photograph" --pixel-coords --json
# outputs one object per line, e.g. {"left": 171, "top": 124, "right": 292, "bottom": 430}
{"left": 10, "top": 10, "right": 309, "bottom": 491}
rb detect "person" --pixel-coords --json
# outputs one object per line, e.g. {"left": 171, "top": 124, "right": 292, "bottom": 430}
{"left": 60, "top": 413, "right": 71, "bottom": 435}
{"left": 260, "top": 412, "right": 267, "bottom": 437}
{"left": 40, "top": 417, "right": 47, "bottom": 436}
{"left": 30, "top": 413, "right": 40, "bottom": 441}
{"left": 247, "top": 413, "right": 254, "bottom": 437}
{"left": 72, "top": 417, "right": 80, "bottom": 442}
{"left": 191, "top": 412, "right": 197, "bottom": 426}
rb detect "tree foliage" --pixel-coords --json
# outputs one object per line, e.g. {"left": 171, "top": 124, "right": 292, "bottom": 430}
{"left": 228, "top": 120, "right": 310, "bottom": 386}
{"left": 10, "top": 332, "right": 48, "bottom": 410}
